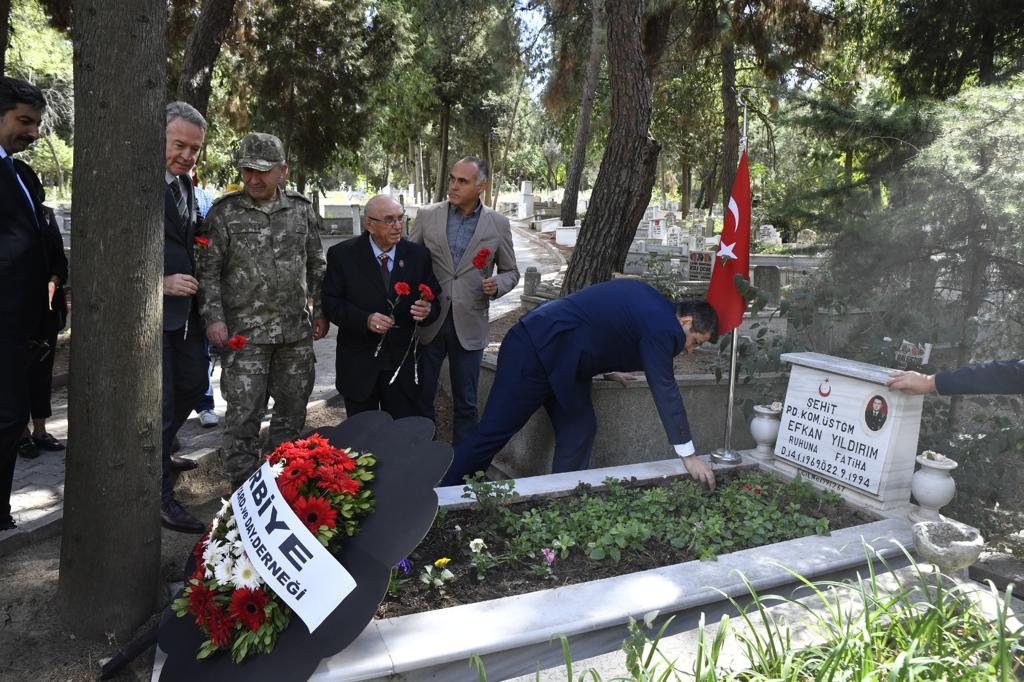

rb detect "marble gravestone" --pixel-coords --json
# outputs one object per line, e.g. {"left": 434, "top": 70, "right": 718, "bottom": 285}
{"left": 761, "top": 352, "right": 923, "bottom": 517}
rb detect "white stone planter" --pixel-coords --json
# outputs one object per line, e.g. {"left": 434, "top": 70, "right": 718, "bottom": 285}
{"left": 910, "top": 454, "right": 958, "bottom": 522}
{"left": 749, "top": 404, "right": 782, "bottom": 460}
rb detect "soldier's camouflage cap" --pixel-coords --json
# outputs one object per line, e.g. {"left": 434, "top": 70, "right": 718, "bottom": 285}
{"left": 236, "top": 132, "right": 286, "bottom": 171}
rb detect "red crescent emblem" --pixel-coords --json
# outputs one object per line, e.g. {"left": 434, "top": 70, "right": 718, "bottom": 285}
{"left": 818, "top": 379, "right": 831, "bottom": 397}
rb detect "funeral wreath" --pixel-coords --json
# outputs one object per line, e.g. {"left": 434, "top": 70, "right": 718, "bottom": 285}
{"left": 172, "top": 434, "right": 376, "bottom": 663}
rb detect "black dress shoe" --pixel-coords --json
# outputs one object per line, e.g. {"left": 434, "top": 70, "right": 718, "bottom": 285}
{"left": 0, "top": 516, "right": 16, "bottom": 531}
{"left": 16, "top": 438, "right": 39, "bottom": 459}
{"left": 31, "top": 433, "right": 65, "bottom": 451}
{"left": 169, "top": 454, "right": 198, "bottom": 471}
{"left": 160, "top": 498, "right": 205, "bottom": 534}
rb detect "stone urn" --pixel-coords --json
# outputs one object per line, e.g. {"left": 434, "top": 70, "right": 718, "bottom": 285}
{"left": 749, "top": 403, "right": 783, "bottom": 460}
{"left": 910, "top": 451, "right": 958, "bottom": 522}
{"left": 912, "top": 521, "right": 984, "bottom": 575}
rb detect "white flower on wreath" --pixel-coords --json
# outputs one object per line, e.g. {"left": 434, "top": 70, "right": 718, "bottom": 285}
{"left": 214, "top": 557, "right": 235, "bottom": 584}
{"left": 270, "top": 459, "right": 285, "bottom": 479}
{"left": 203, "top": 539, "right": 228, "bottom": 567}
{"left": 232, "top": 554, "right": 262, "bottom": 590}
{"left": 224, "top": 527, "right": 240, "bottom": 545}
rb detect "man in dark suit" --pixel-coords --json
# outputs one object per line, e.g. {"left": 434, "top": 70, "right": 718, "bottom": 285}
{"left": 888, "top": 360, "right": 1024, "bottom": 395}
{"left": 0, "top": 77, "right": 49, "bottom": 531}
{"left": 442, "top": 279, "right": 719, "bottom": 489}
{"left": 323, "top": 195, "right": 441, "bottom": 418}
{"left": 158, "top": 101, "right": 209, "bottom": 533}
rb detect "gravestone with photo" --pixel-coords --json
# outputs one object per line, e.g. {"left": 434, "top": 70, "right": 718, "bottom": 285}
{"left": 758, "top": 352, "right": 924, "bottom": 517}
{"left": 688, "top": 251, "right": 714, "bottom": 281}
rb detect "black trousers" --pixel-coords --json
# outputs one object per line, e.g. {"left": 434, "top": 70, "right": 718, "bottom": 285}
{"left": 28, "top": 329, "right": 58, "bottom": 420}
{"left": 0, "top": 340, "right": 34, "bottom": 522}
{"left": 161, "top": 314, "right": 208, "bottom": 499}
{"left": 343, "top": 368, "right": 421, "bottom": 421}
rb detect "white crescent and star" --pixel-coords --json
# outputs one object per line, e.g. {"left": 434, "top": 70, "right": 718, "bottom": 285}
{"left": 727, "top": 197, "right": 740, "bottom": 230}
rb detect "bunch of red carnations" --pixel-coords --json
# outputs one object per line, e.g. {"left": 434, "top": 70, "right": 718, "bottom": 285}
{"left": 172, "top": 434, "right": 376, "bottom": 663}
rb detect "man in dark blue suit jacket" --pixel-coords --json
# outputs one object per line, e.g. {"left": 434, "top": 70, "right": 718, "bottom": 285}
{"left": 158, "top": 102, "right": 210, "bottom": 534}
{"left": 442, "top": 279, "right": 719, "bottom": 488}
{"left": 0, "top": 77, "right": 49, "bottom": 531}
{"left": 888, "top": 360, "right": 1024, "bottom": 395}
{"left": 323, "top": 195, "right": 441, "bottom": 418}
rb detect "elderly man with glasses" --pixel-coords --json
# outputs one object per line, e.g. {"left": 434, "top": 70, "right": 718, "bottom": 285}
{"left": 323, "top": 195, "right": 441, "bottom": 419}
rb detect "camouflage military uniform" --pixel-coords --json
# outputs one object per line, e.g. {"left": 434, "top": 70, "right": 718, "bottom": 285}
{"left": 198, "top": 135, "right": 326, "bottom": 486}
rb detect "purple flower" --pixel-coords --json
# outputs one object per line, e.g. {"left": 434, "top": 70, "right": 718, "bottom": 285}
{"left": 395, "top": 559, "right": 412, "bottom": 575}
{"left": 542, "top": 548, "right": 555, "bottom": 567}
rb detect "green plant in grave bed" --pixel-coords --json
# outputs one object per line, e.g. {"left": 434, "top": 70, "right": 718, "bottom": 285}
{"left": 461, "top": 473, "right": 518, "bottom": 535}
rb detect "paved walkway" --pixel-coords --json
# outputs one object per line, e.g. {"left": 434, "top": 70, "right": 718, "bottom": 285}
{"left": 0, "top": 225, "right": 564, "bottom": 556}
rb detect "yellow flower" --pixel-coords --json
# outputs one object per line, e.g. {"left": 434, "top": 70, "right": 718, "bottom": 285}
{"left": 434, "top": 557, "right": 451, "bottom": 568}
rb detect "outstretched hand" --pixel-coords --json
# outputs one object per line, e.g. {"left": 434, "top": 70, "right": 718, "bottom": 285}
{"left": 887, "top": 371, "right": 936, "bottom": 395}
{"left": 682, "top": 456, "right": 716, "bottom": 490}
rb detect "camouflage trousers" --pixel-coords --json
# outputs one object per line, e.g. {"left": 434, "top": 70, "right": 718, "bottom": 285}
{"left": 220, "top": 337, "right": 315, "bottom": 487}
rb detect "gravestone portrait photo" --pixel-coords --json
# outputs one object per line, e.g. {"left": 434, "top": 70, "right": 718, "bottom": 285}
{"left": 864, "top": 395, "right": 888, "bottom": 432}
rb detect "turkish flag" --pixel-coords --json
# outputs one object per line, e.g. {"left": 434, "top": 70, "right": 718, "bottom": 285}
{"left": 707, "top": 150, "right": 751, "bottom": 336}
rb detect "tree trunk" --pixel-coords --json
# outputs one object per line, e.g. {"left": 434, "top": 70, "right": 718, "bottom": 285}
{"left": 0, "top": 0, "right": 11, "bottom": 76}
{"left": 409, "top": 137, "right": 421, "bottom": 204}
{"left": 482, "top": 131, "right": 492, "bottom": 206}
{"left": 176, "top": 0, "right": 236, "bottom": 118}
{"left": 561, "top": 0, "right": 667, "bottom": 294}
{"left": 560, "top": 0, "right": 606, "bottom": 227}
{"left": 43, "top": 134, "right": 65, "bottom": 198}
{"left": 843, "top": 147, "right": 853, "bottom": 185}
{"left": 433, "top": 102, "right": 451, "bottom": 202}
{"left": 681, "top": 160, "right": 691, "bottom": 212}
{"left": 58, "top": 0, "right": 165, "bottom": 640}
{"left": 719, "top": 1, "right": 739, "bottom": 213}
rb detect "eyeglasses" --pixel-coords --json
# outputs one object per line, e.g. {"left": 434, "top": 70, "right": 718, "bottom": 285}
{"left": 367, "top": 213, "right": 406, "bottom": 226}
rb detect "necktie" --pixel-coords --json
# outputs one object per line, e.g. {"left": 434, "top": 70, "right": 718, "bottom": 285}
{"left": 4, "top": 156, "right": 36, "bottom": 223}
{"left": 379, "top": 253, "right": 390, "bottom": 288}
{"left": 169, "top": 177, "right": 189, "bottom": 223}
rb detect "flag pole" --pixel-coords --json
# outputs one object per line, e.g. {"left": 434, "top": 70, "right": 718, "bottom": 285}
{"left": 710, "top": 91, "right": 749, "bottom": 466}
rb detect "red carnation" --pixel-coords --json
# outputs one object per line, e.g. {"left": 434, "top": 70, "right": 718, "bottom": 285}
{"left": 393, "top": 281, "right": 411, "bottom": 297}
{"left": 229, "top": 587, "right": 269, "bottom": 632}
{"left": 293, "top": 495, "right": 337, "bottom": 533}
{"left": 418, "top": 283, "right": 435, "bottom": 301}
{"left": 281, "top": 457, "right": 315, "bottom": 488}
{"left": 227, "top": 335, "right": 248, "bottom": 351}
{"left": 472, "top": 247, "right": 492, "bottom": 270}
{"left": 194, "top": 236, "right": 210, "bottom": 249}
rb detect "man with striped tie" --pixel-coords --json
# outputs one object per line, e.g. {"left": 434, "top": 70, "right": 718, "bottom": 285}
{"left": 158, "top": 101, "right": 208, "bottom": 533}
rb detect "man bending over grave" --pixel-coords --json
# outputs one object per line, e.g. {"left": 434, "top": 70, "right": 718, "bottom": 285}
{"left": 440, "top": 279, "right": 719, "bottom": 489}
{"left": 887, "top": 360, "right": 1024, "bottom": 396}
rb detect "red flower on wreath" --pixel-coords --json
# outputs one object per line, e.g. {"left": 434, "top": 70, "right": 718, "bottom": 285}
{"left": 206, "top": 605, "right": 235, "bottom": 647}
{"left": 277, "top": 479, "right": 300, "bottom": 505}
{"left": 187, "top": 580, "right": 217, "bottom": 625}
{"left": 227, "top": 335, "right": 248, "bottom": 351}
{"left": 281, "top": 457, "right": 315, "bottom": 488}
{"left": 471, "top": 247, "right": 492, "bottom": 271}
{"left": 194, "top": 236, "right": 210, "bottom": 249}
{"left": 393, "top": 281, "right": 411, "bottom": 297}
{"left": 316, "top": 466, "right": 361, "bottom": 495}
{"left": 417, "top": 283, "right": 435, "bottom": 302}
{"left": 294, "top": 495, "right": 337, "bottom": 533}
{"left": 229, "top": 587, "right": 270, "bottom": 632}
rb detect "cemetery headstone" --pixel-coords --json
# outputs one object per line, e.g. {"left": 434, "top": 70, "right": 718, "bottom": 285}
{"left": 797, "top": 228, "right": 817, "bottom": 244}
{"left": 768, "top": 352, "right": 923, "bottom": 516}
{"left": 688, "top": 251, "right": 714, "bottom": 281}
{"left": 752, "top": 265, "right": 782, "bottom": 303}
{"left": 518, "top": 181, "right": 534, "bottom": 219}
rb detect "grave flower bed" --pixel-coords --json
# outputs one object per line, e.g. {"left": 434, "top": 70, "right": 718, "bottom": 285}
{"left": 378, "top": 469, "right": 873, "bottom": 618}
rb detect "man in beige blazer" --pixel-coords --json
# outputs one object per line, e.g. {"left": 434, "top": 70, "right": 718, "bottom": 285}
{"left": 409, "top": 156, "right": 519, "bottom": 445}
